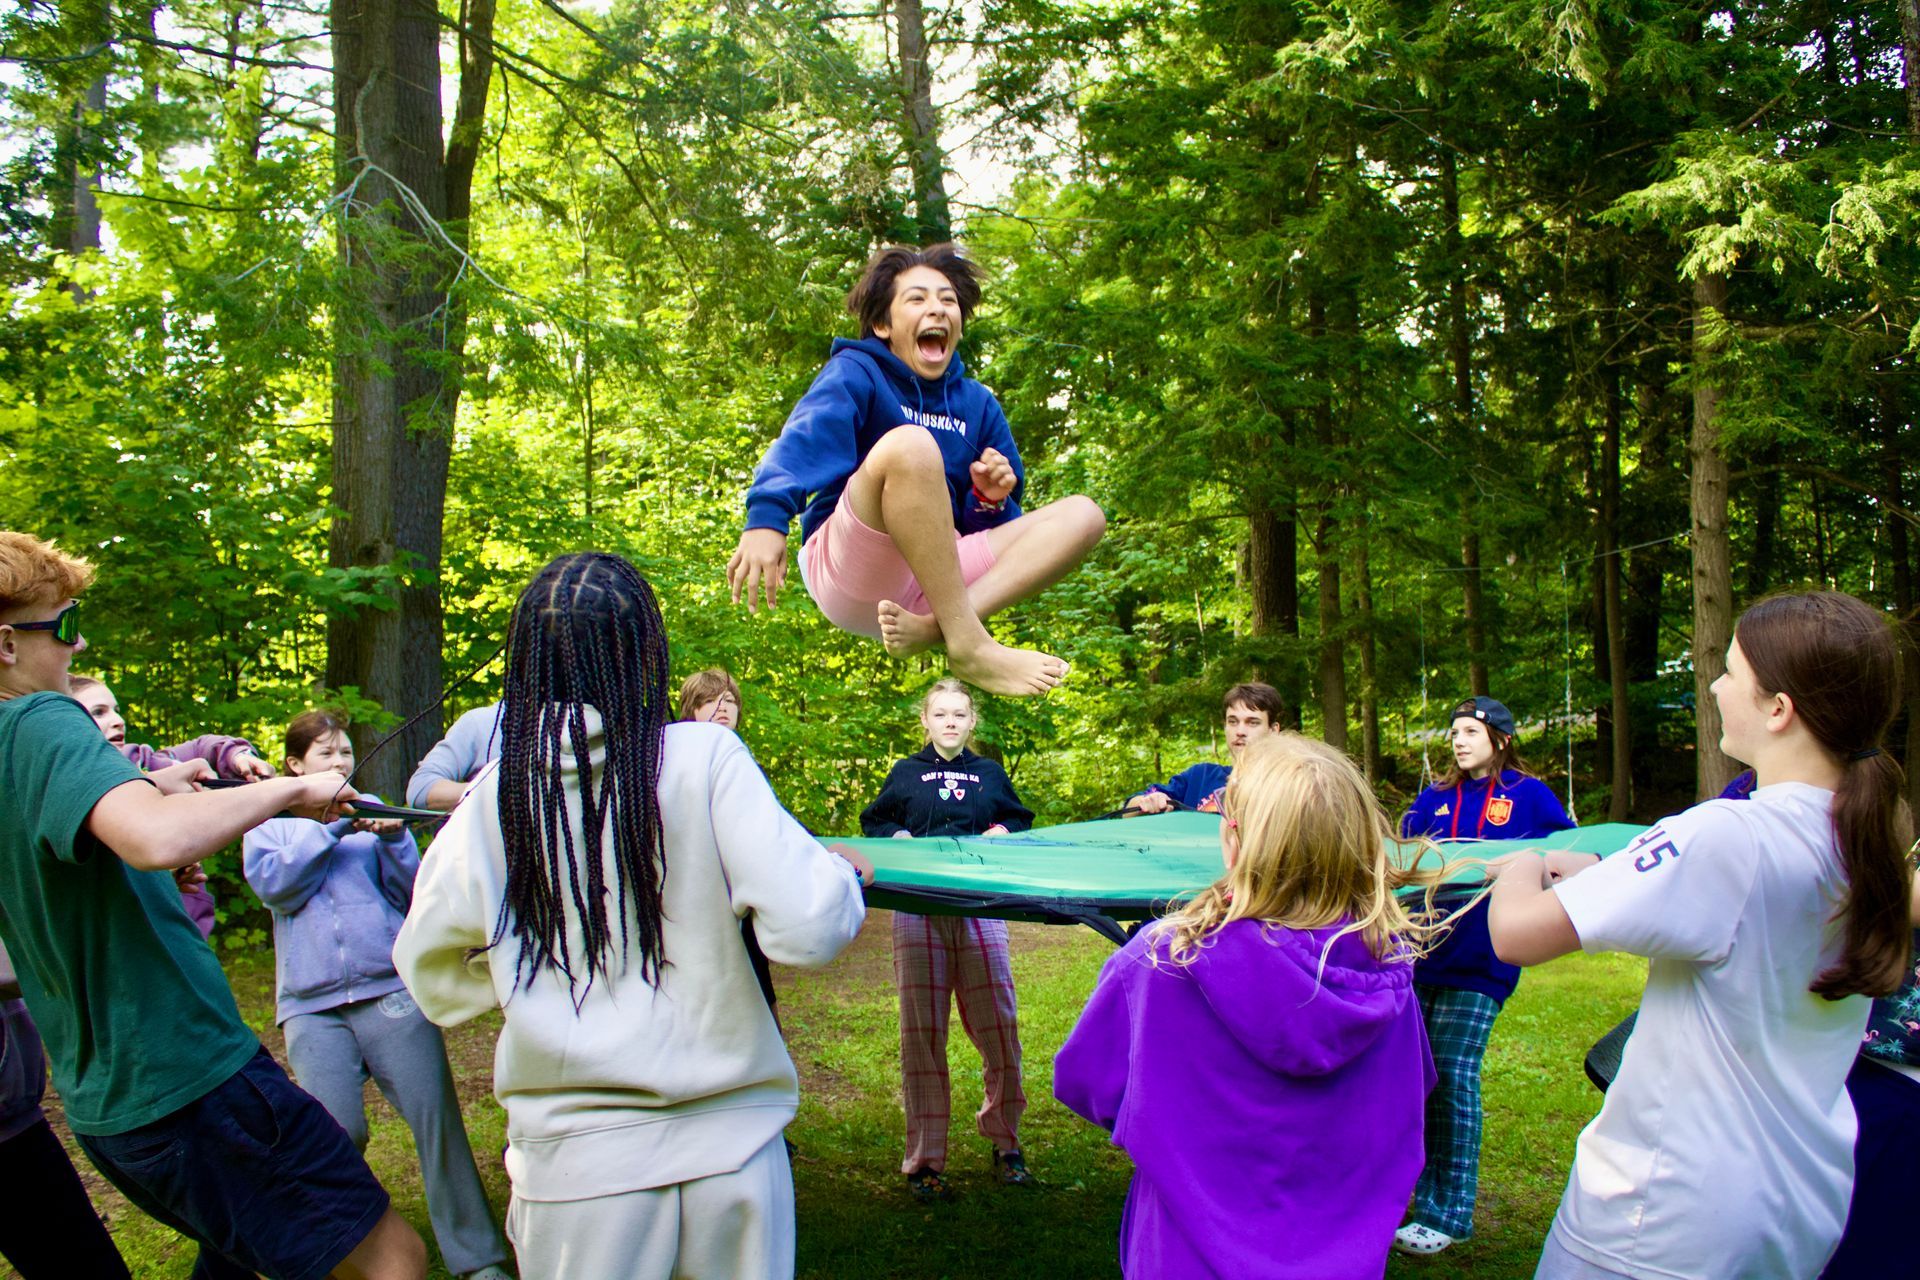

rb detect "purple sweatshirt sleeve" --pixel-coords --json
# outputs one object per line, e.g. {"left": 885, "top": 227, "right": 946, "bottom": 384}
{"left": 1054, "top": 950, "right": 1136, "bottom": 1135}
{"left": 743, "top": 358, "right": 868, "bottom": 534}
{"left": 375, "top": 824, "right": 422, "bottom": 917}
{"left": 243, "top": 817, "right": 351, "bottom": 914}
{"left": 160, "top": 735, "right": 257, "bottom": 780}
{"left": 124, "top": 735, "right": 256, "bottom": 780}
{"left": 180, "top": 886, "right": 217, "bottom": 939}
{"left": 119, "top": 741, "right": 177, "bottom": 770}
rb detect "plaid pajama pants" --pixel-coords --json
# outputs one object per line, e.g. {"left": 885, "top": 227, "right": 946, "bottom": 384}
{"left": 1410, "top": 983, "right": 1503, "bottom": 1240}
{"left": 892, "top": 912, "right": 1026, "bottom": 1174}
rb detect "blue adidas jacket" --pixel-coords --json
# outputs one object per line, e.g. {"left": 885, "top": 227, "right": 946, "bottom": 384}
{"left": 1402, "top": 772, "right": 1575, "bottom": 1003}
{"left": 743, "top": 337, "right": 1024, "bottom": 546}
{"left": 1132, "top": 761, "right": 1232, "bottom": 812}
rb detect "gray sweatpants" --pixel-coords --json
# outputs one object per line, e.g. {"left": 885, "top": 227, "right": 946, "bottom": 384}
{"left": 284, "top": 989, "right": 508, "bottom": 1275}
{"left": 505, "top": 1133, "right": 795, "bottom": 1280}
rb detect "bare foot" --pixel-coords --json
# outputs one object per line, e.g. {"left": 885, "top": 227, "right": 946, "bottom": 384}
{"left": 879, "top": 600, "right": 942, "bottom": 657}
{"left": 948, "top": 637, "right": 1069, "bottom": 697}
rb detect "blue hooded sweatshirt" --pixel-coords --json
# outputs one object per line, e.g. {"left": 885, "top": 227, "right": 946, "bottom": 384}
{"left": 743, "top": 337, "right": 1024, "bottom": 546}
{"left": 1131, "top": 760, "right": 1232, "bottom": 812}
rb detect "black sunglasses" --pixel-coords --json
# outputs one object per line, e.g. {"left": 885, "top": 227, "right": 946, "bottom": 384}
{"left": 13, "top": 601, "right": 81, "bottom": 646}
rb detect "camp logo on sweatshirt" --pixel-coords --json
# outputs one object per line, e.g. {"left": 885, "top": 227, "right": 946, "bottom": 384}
{"left": 899, "top": 404, "right": 968, "bottom": 436}
{"left": 1487, "top": 796, "right": 1514, "bottom": 826}
{"left": 924, "top": 767, "right": 981, "bottom": 805}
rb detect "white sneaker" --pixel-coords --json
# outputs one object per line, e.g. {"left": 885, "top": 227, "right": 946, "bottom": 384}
{"left": 1392, "top": 1223, "right": 1455, "bottom": 1256}
{"left": 463, "top": 1267, "right": 516, "bottom": 1280}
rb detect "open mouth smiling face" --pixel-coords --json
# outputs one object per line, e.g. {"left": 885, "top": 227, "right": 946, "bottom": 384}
{"left": 877, "top": 264, "right": 962, "bottom": 379}
{"left": 915, "top": 322, "right": 952, "bottom": 369}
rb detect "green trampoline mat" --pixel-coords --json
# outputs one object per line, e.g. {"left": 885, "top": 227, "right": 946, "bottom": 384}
{"left": 836, "top": 812, "right": 1649, "bottom": 942}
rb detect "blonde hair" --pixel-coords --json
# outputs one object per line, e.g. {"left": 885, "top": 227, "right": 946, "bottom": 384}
{"left": 676, "top": 668, "right": 741, "bottom": 722}
{"left": 919, "top": 676, "right": 975, "bottom": 717}
{"left": 0, "top": 532, "right": 94, "bottom": 617}
{"left": 1155, "top": 733, "right": 1463, "bottom": 967}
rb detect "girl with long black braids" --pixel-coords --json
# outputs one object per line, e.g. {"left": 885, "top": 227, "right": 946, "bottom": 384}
{"left": 396, "top": 553, "right": 871, "bottom": 1280}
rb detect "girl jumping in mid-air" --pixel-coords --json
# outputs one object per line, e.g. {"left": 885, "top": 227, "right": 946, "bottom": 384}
{"left": 861, "top": 678, "right": 1036, "bottom": 1199}
{"left": 728, "top": 243, "right": 1105, "bottom": 696}
{"left": 1490, "top": 591, "right": 1918, "bottom": 1279}
{"left": 1394, "top": 696, "right": 1573, "bottom": 1257}
{"left": 1055, "top": 733, "right": 1445, "bottom": 1278}
{"left": 396, "top": 553, "right": 871, "bottom": 1280}
{"left": 243, "top": 711, "right": 511, "bottom": 1280}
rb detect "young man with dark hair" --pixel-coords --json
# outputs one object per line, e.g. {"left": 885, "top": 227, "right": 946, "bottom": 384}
{"left": 727, "top": 242, "right": 1106, "bottom": 697}
{"left": 0, "top": 530, "right": 427, "bottom": 1280}
{"left": 1124, "top": 682, "right": 1285, "bottom": 815}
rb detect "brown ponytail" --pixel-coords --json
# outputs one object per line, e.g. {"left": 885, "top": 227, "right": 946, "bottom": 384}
{"left": 1735, "top": 592, "right": 1915, "bottom": 999}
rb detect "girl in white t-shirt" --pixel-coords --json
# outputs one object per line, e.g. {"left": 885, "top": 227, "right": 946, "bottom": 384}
{"left": 1487, "top": 590, "right": 1916, "bottom": 1280}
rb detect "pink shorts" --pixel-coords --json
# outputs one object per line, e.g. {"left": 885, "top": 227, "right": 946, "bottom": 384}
{"left": 800, "top": 502, "right": 998, "bottom": 638}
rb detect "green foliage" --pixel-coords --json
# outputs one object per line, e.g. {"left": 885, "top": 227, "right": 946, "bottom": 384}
{"left": 2, "top": 0, "right": 1913, "bottom": 858}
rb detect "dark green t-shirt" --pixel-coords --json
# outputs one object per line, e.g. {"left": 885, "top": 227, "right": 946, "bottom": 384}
{"left": 0, "top": 692, "right": 257, "bottom": 1134}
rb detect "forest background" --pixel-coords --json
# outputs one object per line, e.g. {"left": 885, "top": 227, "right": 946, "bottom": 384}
{"left": 2, "top": 0, "right": 1916, "bottom": 940}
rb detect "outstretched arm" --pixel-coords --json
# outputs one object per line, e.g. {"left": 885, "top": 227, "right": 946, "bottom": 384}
{"left": 1487, "top": 854, "right": 1584, "bottom": 966}
{"left": 87, "top": 772, "right": 357, "bottom": 872}
{"left": 731, "top": 357, "right": 868, "bottom": 611}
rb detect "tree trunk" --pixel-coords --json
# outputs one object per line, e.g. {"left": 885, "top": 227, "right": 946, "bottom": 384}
{"left": 1689, "top": 271, "right": 1738, "bottom": 799}
{"left": 1885, "top": 403, "right": 1920, "bottom": 815}
{"left": 1601, "top": 335, "right": 1634, "bottom": 819}
{"left": 48, "top": 1, "right": 109, "bottom": 264}
{"left": 1356, "top": 531, "right": 1380, "bottom": 783}
{"left": 1247, "top": 498, "right": 1302, "bottom": 729}
{"left": 1461, "top": 530, "right": 1489, "bottom": 695}
{"left": 69, "top": 74, "right": 106, "bottom": 257}
{"left": 1442, "top": 150, "right": 1489, "bottom": 696}
{"left": 326, "top": 0, "right": 495, "bottom": 800}
{"left": 1902, "top": 0, "right": 1919, "bottom": 140}
{"left": 1746, "top": 444, "right": 1780, "bottom": 596}
{"left": 891, "top": 0, "right": 950, "bottom": 242}
{"left": 1316, "top": 510, "right": 1347, "bottom": 750}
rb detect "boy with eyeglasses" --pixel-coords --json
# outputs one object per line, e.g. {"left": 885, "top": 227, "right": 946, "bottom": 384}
{"left": 0, "top": 531, "right": 428, "bottom": 1280}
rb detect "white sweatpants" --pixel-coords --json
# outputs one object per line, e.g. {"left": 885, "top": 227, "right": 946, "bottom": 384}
{"left": 505, "top": 1133, "right": 795, "bottom": 1280}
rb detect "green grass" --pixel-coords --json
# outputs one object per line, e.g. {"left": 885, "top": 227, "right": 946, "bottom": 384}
{"left": 29, "top": 917, "right": 1646, "bottom": 1279}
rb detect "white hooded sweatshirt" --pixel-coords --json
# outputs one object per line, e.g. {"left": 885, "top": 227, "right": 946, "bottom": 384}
{"left": 394, "top": 718, "right": 865, "bottom": 1203}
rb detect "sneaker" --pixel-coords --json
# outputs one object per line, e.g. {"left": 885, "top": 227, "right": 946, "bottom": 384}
{"left": 992, "top": 1147, "right": 1035, "bottom": 1187}
{"left": 463, "top": 1268, "right": 515, "bottom": 1280}
{"left": 906, "top": 1166, "right": 953, "bottom": 1203}
{"left": 1392, "top": 1223, "right": 1454, "bottom": 1256}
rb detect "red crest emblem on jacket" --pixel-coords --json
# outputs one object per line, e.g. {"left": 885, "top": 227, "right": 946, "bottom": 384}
{"left": 1487, "top": 796, "right": 1514, "bottom": 826}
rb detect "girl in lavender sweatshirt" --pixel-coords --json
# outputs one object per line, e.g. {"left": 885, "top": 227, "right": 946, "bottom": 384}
{"left": 244, "top": 710, "right": 511, "bottom": 1280}
{"left": 1055, "top": 733, "right": 1446, "bottom": 1279}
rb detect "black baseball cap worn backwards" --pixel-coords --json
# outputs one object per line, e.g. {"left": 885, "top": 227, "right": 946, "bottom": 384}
{"left": 1451, "top": 696, "right": 1516, "bottom": 739}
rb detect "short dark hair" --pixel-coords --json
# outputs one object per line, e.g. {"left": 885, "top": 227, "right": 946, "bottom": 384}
{"left": 1222, "top": 682, "right": 1283, "bottom": 722}
{"left": 846, "top": 243, "right": 983, "bottom": 338}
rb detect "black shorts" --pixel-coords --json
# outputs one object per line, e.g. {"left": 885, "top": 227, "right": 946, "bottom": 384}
{"left": 75, "top": 1045, "right": 389, "bottom": 1280}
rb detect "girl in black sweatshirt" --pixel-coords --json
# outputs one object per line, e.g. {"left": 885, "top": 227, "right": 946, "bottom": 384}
{"left": 861, "top": 678, "right": 1034, "bottom": 1200}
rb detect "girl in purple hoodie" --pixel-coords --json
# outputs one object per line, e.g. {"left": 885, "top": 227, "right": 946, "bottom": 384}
{"left": 1055, "top": 732, "right": 1444, "bottom": 1279}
